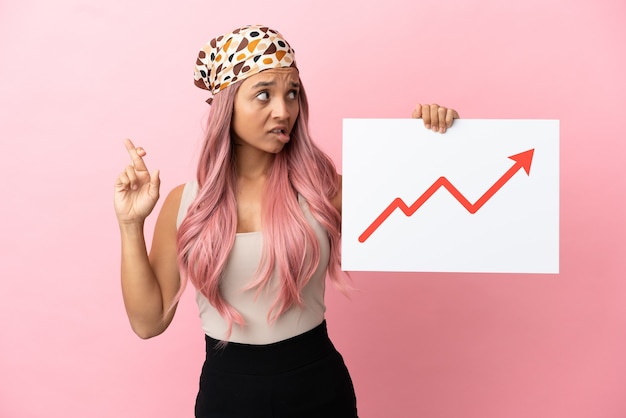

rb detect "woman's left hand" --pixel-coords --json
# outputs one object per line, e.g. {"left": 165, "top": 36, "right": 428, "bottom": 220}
{"left": 412, "top": 104, "right": 459, "bottom": 133}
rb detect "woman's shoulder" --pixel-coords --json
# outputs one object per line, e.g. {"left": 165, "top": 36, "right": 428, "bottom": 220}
{"left": 167, "top": 181, "right": 198, "bottom": 228}
{"left": 164, "top": 183, "right": 187, "bottom": 206}
{"left": 167, "top": 181, "right": 197, "bottom": 203}
{"left": 153, "top": 182, "right": 193, "bottom": 232}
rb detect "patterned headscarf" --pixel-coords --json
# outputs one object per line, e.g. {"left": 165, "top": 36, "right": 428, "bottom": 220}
{"left": 194, "top": 25, "right": 297, "bottom": 103}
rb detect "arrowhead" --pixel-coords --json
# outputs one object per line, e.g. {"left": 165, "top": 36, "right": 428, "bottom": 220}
{"left": 508, "top": 149, "right": 534, "bottom": 175}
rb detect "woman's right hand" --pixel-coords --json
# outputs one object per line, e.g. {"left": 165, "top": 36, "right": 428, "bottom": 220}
{"left": 114, "top": 138, "right": 161, "bottom": 224}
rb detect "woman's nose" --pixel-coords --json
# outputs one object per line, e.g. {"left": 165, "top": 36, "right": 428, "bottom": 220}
{"left": 271, "top": 98, "right": 289, "bottom": 119}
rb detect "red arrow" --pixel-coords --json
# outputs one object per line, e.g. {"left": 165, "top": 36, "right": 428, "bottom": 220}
{"left": 358, "top": 149, "right": 535, "bottom": 243}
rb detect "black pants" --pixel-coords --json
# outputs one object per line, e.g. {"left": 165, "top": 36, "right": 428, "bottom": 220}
{"left": 195, "top": 321, "right": 358, "bottom": 418}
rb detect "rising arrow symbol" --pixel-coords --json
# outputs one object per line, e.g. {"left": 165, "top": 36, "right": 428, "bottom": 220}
{"left": 358, "top": 149, "right": 535, "bottom": 243}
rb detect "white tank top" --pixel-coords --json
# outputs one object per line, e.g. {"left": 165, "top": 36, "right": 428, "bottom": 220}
{"left": 176, "top": 180, "right": 328, "bottom": 344}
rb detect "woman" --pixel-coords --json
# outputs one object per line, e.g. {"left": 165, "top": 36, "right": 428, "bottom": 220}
{"left": 114, "top": 25, "right": 458, "bottom": 418}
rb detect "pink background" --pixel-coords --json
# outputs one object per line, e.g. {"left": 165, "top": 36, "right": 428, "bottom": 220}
{"left": 1, "top": 0, "right": 624, "bottom": 417}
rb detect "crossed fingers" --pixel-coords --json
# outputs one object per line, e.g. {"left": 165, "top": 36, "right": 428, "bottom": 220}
{"left": 124, "top": 138, "right": 148, "bottom": 170}
{"left": 119, "top": 138, "right": 150, "bottom": 191}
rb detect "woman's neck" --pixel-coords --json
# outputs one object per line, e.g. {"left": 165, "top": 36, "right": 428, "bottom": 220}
{"left": 234, "top": 146, "right": 275, "bottom": 180}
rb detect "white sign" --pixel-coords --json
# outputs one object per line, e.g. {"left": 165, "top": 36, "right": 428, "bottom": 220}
{"left": 341, "top": 119, "right": 559, "bottom": 274}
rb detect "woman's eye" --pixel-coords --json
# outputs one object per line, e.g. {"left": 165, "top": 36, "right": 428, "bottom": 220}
{"left": 257, "top": 91, "right": 269, "bottom": 100}
{"left": 288, "top": 90, "right": 298, "bottom": 99}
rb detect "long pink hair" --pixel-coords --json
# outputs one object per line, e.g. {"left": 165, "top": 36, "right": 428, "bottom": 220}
{"left": 176, "top": 79, "right": 344, "bottom": 336}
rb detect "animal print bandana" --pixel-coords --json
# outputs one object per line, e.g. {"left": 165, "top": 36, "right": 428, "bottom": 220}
{"left": 194, "top": 25, "right": 297, "bottom": 103}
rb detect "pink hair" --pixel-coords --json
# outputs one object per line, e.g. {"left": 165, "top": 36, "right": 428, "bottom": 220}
{"left": 176, "top": 79, "right": 344, "bottom": 337}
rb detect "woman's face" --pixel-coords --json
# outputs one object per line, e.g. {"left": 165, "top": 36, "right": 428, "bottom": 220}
{"left": 231, "top": 67, "right": 300, "bottom": 155}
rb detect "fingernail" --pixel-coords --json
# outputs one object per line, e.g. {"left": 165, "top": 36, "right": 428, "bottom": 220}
{"left": 425, "top": 124, "right": 431, "bottom": 129}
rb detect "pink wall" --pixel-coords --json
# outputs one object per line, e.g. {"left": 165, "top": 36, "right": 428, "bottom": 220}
{"left": 1, "top": 0, "right": 624, "bottom": 417}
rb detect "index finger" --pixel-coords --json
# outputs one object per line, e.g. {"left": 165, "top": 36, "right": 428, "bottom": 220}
{"left": 411, "top": 104, "right": 423, "bottom": 119}
{"left": 123, "top": 138, "right": 149, "bottom": 172}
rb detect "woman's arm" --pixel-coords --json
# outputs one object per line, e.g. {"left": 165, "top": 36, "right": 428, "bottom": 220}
{"left": 114, "top": 139, "right": 183, "bottom": 339}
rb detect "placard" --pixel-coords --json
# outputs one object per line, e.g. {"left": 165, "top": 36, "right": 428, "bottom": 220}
{"left": 341, "top": 119, "right": 559, "bottom": 273}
